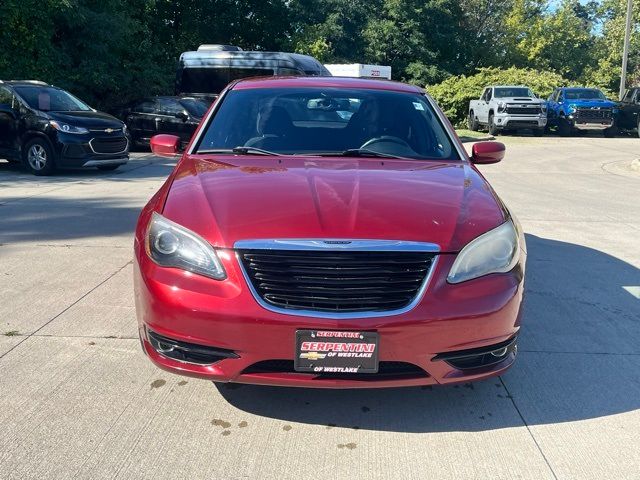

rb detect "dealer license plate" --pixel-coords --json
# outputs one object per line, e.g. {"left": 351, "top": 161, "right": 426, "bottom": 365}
{"left": 294, "top": 330, "right": 379, "bottom": 374}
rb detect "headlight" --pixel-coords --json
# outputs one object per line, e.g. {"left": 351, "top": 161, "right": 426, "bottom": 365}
{"left": 447, "top": 220, "right": 520, "bottom": 284}
{"left": 49, "top": 120, "right": 89, "bottom": 134}
{"left": 497, "top": 102, "right": 506, "bottom": 113}
{"left": 145, "top": 212, "right": 226, "bottom": 280}
{"left": 540, "top": 103, "right": 547, "bottom": 112}
{"left": 567, "top": 104, "right": 577, "bottom": 114}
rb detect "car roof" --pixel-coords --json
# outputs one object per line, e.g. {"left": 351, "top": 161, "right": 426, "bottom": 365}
{"left": 231, "top": 76, "right": 423, "bottom": 94}
{"left": 2, "top": 80, "right": 51, "bottom": 87}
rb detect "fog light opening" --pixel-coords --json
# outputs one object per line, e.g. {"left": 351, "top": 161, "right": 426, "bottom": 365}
{"left": 490, "top": 347, "right": 508, "bottom": 357}
{"left": 147, "top": 329, "right": 239, "bottom": 365}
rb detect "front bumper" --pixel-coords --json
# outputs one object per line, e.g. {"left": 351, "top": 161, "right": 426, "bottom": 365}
{"left": 54, "top": 132, "right": 129, "bottom": 168}
{"left": 569, "top": 119, "right": 614, "bottom": 130}
{"left": 494, "top": 113, "right": 547, "bottom": 129}
{"left": 134, "top": 241, "right": 526, "bottom": 388}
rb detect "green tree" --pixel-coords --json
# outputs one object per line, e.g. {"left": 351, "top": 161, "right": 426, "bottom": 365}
{"left": 582, "top": 0, "right": 640, "bottom": 93}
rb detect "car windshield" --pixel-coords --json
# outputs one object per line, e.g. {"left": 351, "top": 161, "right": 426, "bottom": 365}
{"left": 14, "top": 86, "right": 92, "bottom": 112}
{"left": 494, "top": 87, "right": 534, "bottom": 98}
{"left": 196, "top": 87, "right": 459, "bottom": 160}
{"left": 179, "top": 98, "right": 209, "bottom": 118}
{"left": 564, "top": 89, "right": 607, "bottom": 100}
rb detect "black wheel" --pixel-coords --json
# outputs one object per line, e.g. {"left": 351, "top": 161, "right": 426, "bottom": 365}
{"left": 97, "top": 164, "right": 121, "bottom": 171}
{"left": 558, "top": 117, "right": 572, "bottom": 137}
{"left": 24, "top": 138, "right": 56, "bottom": 176}
{"left": 637, "top": 118, "right": 640, "bottom": 138}
{"left": 468, "top": 111, "right": 479, "bottom": 131}
{"left": 488, "top": 114, "right": 499, "bottom": 135}
{"left": 604, "top": 125, "right": 618, "bottom": 138}
{"left": 533, "top": 128, "right": 544, "bottom": 137}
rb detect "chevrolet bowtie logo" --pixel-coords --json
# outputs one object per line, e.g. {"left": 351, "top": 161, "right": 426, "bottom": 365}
{"left": 300, "top": 352, "right": 326, "bottom": 361}
{"left": 105, "top": 128, "right": 115, "bottom": 133}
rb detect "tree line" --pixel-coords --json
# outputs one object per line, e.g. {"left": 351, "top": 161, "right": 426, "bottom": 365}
{"left": 0, "top": 0, "right": 638, "bottom": 111}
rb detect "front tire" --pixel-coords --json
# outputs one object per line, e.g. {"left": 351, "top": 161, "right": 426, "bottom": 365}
{"left": 637, "top": 118, "right": 640, "bottom": 138}
{"left": 604, "top": 125, "right": 618, "bottom": 138}
{"left": 533, "top": 128, "right": 544, "bottom": 137}
{"left": 24, "top": 138, "right": 56, "bottom": 176}
{"left": 97, "top": 165, "right": 121, "bottom": 171}
{"left": 488, "top": 114, "right": 499, "bottom": 136}
{"left": 558, "top": 117, "right": 572, "bottom": 137}
{"left": 468, "top": 111, "right": 479, "bottom": 131}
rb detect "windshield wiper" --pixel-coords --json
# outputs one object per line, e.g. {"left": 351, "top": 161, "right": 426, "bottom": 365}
{"left": 197, "top": 147, "right": 280, "bottom": 156}
{"left": 341, "top": 149, "right": 406, "bottom": 159}
{"left": 232, "top": 146, "right": 279, "bottom": 156}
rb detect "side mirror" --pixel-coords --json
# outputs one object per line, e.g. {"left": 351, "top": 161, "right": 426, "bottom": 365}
{"left": 0, "top": 104, "right": 16, "bottom": 118}
{"left": 150, "top": 134, "right": 181, "bottom": 157}
{"left": 175, "top": 111, "right": 189, "bottom": 122}
{"left": 470, "top": 141, "right": 505, "bottom": 164}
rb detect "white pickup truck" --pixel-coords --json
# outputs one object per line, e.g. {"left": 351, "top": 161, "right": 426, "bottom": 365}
{"left": 468, "top": 85, "right": 547, "bottom": 136}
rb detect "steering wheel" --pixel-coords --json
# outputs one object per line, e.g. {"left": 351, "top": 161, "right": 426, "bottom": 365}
{"left": 360, "top": 135, "right": 411, "bottom": 150}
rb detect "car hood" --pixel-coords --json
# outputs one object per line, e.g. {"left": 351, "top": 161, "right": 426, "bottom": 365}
{"left": 564, "top": 99, "right": 617, "bottom": 108}
{"left": 499, "top": 97, "right": 544, "bottom": 105}
{"left": 46, "top": 110, "right": 124, "bottom": 129}
{"left": 162, "top": 155, "right": 507, "bottom": 252}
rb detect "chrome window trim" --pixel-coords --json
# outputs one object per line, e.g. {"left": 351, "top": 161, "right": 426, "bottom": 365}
{"left": 234, "top": 239, "right": 440, "bottom": 319}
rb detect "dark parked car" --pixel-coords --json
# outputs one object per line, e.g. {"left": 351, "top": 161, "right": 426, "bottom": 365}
{"left": 116, "top": 96, "right": 209, "bottom": 148}
{"left": 617, "top": 87, "right": 640, "bottom": 137}
{"left": 0, "top": 80, "right": 128, "bottom": 175}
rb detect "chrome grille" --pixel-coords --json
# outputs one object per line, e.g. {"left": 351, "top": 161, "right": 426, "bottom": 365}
{"left": 505, "top": 106, "right": 542, "bottom": 115}
{"left": 238, "top": 249, "right": 436, "bottom": 315}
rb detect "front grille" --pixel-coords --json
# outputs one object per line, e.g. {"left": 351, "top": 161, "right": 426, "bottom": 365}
{"left": 90, "top": 136, "right": 128, "bottom": 154}
{"left": 243, "top": 360, "right": 429, "bottom": 379}
{"left": 575, "top": 108, "right": 612, "bottom": 121}
{"left": 506, "top": 120, "right": 539, "bottom": 127}
{"left": 239, "top": 250, "right": 435, "bottom": 314}
{"left": 505, "top": 106, "right": 542, "bottom": 115}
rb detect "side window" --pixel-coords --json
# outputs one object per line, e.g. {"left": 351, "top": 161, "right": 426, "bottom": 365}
{"left": 157, "top": 99, "right": 184, "bottom": 116}
{"left": 486, "top": 88, "right": 493, "bottom": 101}
{"left": 0, "top": 87, "right": 14, "bottom": 108}
{"left": 634, "top": 89, "right": 640, "bottom": 104}
{"left": 481, "top": 88, "right": 489, "bottom": 101}
{"left": 134, "top": 101, "right": 156, "bottom": 114}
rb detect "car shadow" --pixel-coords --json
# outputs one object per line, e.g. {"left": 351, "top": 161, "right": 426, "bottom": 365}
{"left": 215, "top": 234, "right": 640, "bottom": 432}
{"left": 0, "top": 153, "right": 174, "bottom": 183}
{"left": 0, "top": 155, "right": 177, "bottom": 246}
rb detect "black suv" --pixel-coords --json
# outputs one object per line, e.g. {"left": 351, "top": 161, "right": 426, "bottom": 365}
{"left": 617, "top": 87, "right": 640, "bottom": 137}
{"left": 0, "top": 80, "right": 129, "bottom": 175}
{"left": 115, "top": 96, "right": 209, "bottom": 148}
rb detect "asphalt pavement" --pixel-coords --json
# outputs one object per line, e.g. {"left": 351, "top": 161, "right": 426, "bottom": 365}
{"left": 0, "top": 135, "right": 638, "bottom": 479}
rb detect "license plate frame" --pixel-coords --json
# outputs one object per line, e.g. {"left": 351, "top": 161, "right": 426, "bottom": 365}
{"left": 294, "top": 330, "right": 379, "bottom": 374}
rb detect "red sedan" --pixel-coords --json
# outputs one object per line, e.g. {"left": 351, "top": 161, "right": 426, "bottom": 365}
{"left": 134, "top": 76, "right": 526, "bottom": 388}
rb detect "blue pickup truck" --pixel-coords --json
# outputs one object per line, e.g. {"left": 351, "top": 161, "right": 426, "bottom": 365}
{"left": 546, "top": 87, "right": 618, "bottom": 137}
